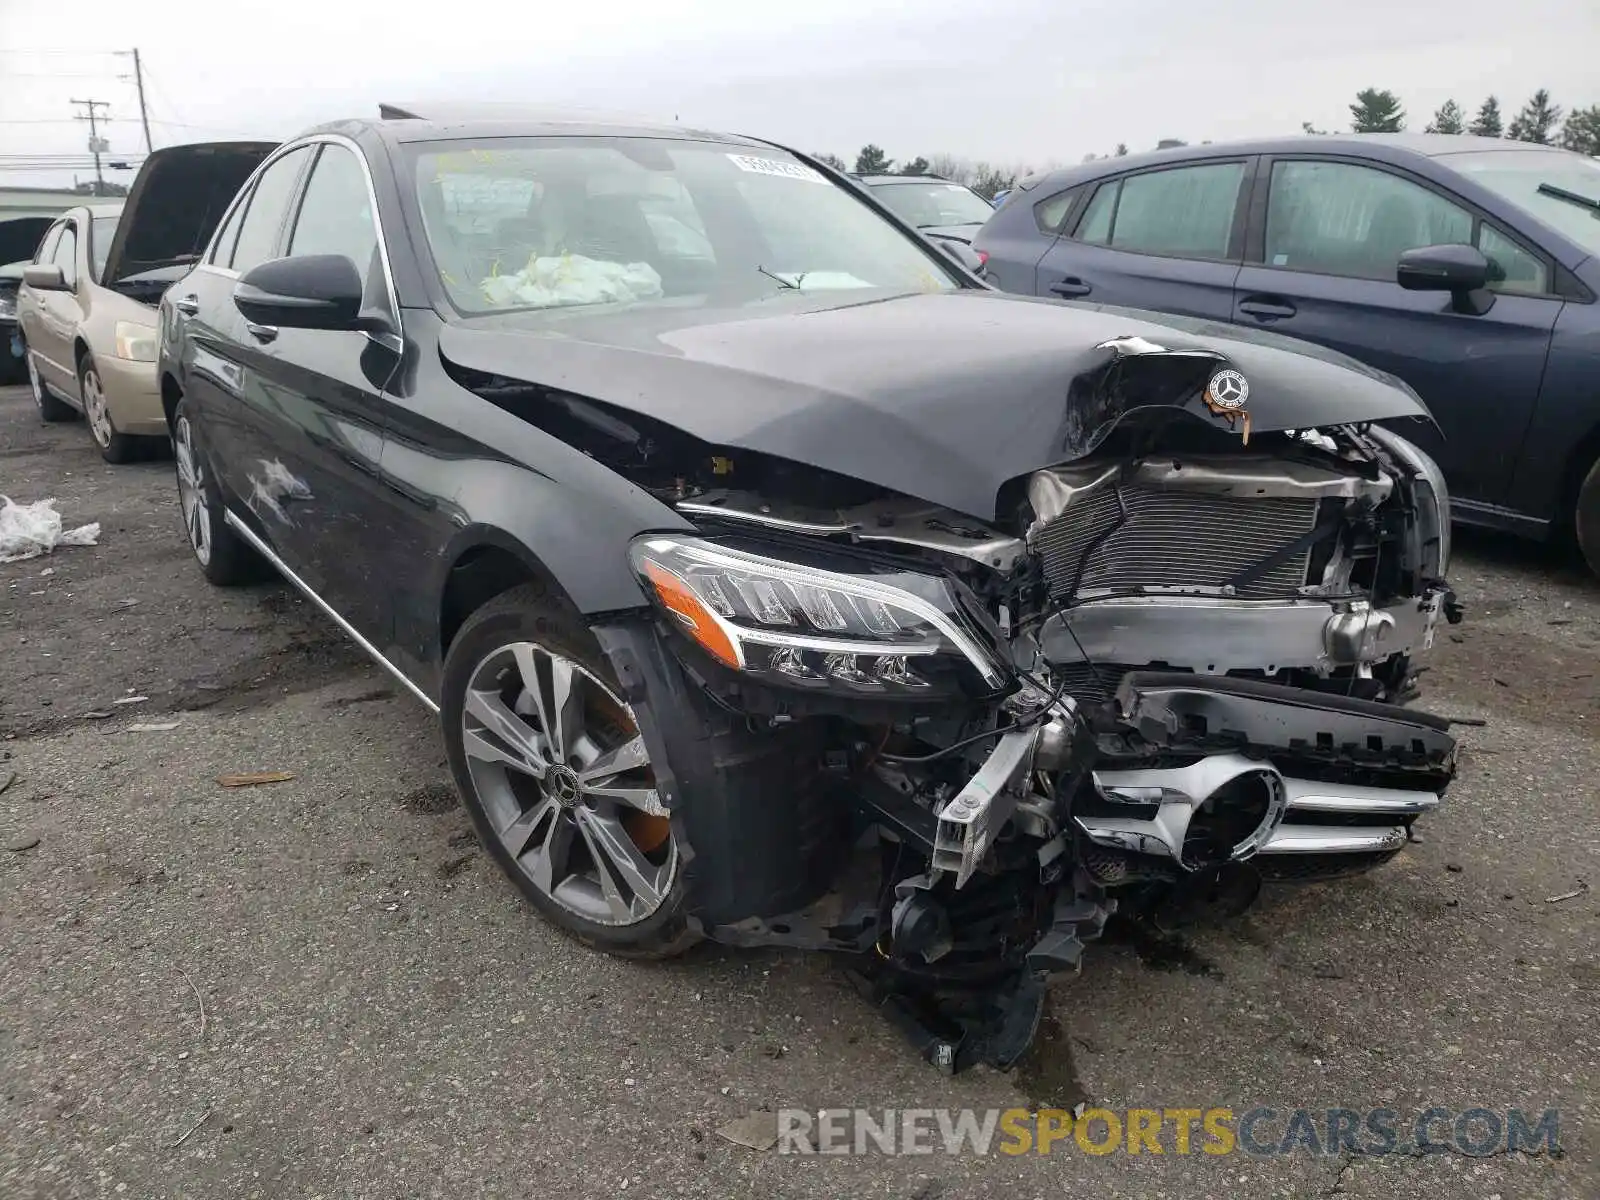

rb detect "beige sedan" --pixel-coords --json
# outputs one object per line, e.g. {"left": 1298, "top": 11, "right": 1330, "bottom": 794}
{"left": 17, "top": 141, "right": 276, "bottom": 463}
{"left": 17, "top": 203, "right": 167, "bottom": 462}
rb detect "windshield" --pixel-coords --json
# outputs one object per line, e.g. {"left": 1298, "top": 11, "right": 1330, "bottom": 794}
{"left": 869, "top": 180, "right": 995, "bottom": 228}
{"left": 410, "top": 137, "right": 960, "bottom": 315}
{"left": 91, "top": 215, "right": 120, "bottom": 282}
{"left": 1445, "top": 148, "right": 1600, "bottom": 256}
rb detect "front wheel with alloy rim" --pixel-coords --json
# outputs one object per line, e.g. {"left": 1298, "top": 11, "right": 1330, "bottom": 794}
{"left": 171, "top": 397, "right": 272, "bottom": 585}
{"left": 27, "top": 350, "right": 75, "bottom": 422}
{"left": 80, "top": 358, "right": 141, "bottom": 463}
{"left": 441, "top": 584, "right": 697, "bottom": 959}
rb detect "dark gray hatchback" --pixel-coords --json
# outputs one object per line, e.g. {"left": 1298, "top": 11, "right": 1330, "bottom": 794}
{"left": 975, "top": 135, "right": 1600, "bottom": 573}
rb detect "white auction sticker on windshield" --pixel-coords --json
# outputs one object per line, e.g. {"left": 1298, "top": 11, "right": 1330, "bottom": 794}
{"left": 726, "top": 154, "right": 828, "bottom": 183}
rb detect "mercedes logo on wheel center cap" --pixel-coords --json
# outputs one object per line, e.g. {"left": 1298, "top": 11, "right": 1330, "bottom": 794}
{"left": 1206, "top": 368, "right": 1249, "bottom": 411}
{"left": 548, "top": 765, "right": 583, "bottom": 806}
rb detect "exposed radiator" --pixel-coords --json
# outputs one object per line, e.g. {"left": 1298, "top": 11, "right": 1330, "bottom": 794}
{"left": 1031, "top": 480, "right": 1320, "bottom": 600}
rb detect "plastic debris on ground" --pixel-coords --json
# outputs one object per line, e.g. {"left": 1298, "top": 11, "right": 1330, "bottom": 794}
{"left": 0, "top": 496, "right": 100, "bottom": 563}
{"left": 477, "top": 254, "right": 663, "bottom": 310}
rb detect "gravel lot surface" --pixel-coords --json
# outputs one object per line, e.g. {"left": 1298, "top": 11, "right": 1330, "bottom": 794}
{"left": 2, "top": 384, "right": 1595, "bottom": 1199}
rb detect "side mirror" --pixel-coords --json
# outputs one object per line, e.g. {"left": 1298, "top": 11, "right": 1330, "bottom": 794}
{"left": 937, "top": 239, "right": 988, "bottom": 277}
{"left": 1397, "top": 244, "right": 1494, "bottom": 316}
{"left": 23, "top": 264, "right": 67, "bottom": 292}
{"left": 234, "top": 254, "right": 368, "bottom": 331}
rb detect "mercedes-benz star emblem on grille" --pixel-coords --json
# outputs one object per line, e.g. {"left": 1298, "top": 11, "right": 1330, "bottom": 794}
{"left": 1206, "top": 369, "right": 1249, "bottom": 411}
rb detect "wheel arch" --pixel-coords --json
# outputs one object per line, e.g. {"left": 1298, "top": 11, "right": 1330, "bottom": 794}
{"left": 438, "top": 530, "right": 575, "bottom": 655}
{"left": 160, "top": 370, "right": 183, "bottom": 430}
{"left": 1557, "top": 415, "right": 1600, "bottom": 536}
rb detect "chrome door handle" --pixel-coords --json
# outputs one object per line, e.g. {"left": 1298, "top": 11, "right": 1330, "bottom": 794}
{"left": 245, "top": 322, "right": 278, "bottom": 343}
{"left": 172, "top": 294, "right": 199, "bottom": 315}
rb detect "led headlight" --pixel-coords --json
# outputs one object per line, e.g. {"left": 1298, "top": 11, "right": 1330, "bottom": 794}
{"left": 629, "top": 535, "right": 1007, "bottom": 694}
{"left": 114, "top": 321, "right": 158, "bottom": 363}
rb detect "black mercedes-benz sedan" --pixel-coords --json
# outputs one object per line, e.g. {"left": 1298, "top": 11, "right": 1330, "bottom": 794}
{"left": 157, "top": 104, "right": 1462, "bottom": 1071}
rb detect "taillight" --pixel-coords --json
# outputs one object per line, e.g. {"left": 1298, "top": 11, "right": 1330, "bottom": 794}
{"left": 975, "top": 249, "right": 989, "bottom": 267}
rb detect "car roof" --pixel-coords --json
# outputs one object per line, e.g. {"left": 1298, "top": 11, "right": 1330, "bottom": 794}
{"left": 1019, "top": 133, "right": 1561, "bottom": 193}
{"left": 309, "top": 103, "right": 771, "bottom": 151}
{"left": 87, "top": 203, "right": 124, "bottom": 218}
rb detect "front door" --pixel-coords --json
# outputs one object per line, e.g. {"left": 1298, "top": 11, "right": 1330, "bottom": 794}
{"left": 1231, "top": 157, "right": 1562, "bottom": 508}
{"left": 221, "top": 140, "right": 401, "bottom": 641}
{"left": 1032, "top": 158, "right": 1252, "bottom": 321}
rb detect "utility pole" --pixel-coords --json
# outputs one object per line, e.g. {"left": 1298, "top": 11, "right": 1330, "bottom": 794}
{"left": 129, "top": 49, "right": 153, "bottom": 153}
{"left": 70, "top": 98, "right": 111, "bottom": 195}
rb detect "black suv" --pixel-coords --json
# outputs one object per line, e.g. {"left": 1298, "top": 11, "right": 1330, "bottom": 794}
{"left": 158, "top": 106, "right": 1461, "bottom": 1070}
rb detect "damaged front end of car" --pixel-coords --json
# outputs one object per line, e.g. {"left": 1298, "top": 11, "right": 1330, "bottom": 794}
{"left": 457, "top": 322, "right": 1464, "bottom": 1074}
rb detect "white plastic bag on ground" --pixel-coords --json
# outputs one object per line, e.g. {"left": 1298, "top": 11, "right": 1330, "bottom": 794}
{"left": 0, "top": 496, "right": 101, "bottom": 563}
{"left": 479, "top": 254, "right": 664, "bottom": 309}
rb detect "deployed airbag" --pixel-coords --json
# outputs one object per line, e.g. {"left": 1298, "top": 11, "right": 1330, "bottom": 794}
{"left": 478, "top": 254, "right": 664, "bottom": 310}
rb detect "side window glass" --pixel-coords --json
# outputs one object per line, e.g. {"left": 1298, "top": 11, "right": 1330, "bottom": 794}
{"left": 208, "top": 190, "right": 250, "bottom": 267}
{"left": 1032, "top": 186, "right": 1078, "bottom": 235}
{"left": 54, "top": 224, "right": 79, "bottom": 288}
{"left": 1109, "top": 163, "right": 1245, "bottom": 259}
{"left": 1075, "top": 182, "right": 1117, "bottom": 244}
{"left": 288, "top": 145, "right": 379, "bottom": 277}
{"left": 1476, "top": 224, "right": 1549, "bottom": 295}
{"left": 230, "top": 146, "right": 312, "bottom": 274}
{"left": 1264, "top": 161, "right": 1472, "bottom": 281}
{"left": 34, "top": 224, "right": 62, "bottom": 264}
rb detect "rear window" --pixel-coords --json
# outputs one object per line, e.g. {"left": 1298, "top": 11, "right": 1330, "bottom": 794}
{"left": 1073, "top": 163, "right": 1247, "bottom": 261}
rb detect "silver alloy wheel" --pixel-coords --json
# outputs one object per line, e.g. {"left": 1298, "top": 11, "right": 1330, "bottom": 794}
{"left": 173, "top": 415, "right": 212, "bottom": 565}
{"left": 462, "top": 640, "right": 677, "bottom": 927}
{"left": 82, "top": 365, "right": 113, "bottom": 448}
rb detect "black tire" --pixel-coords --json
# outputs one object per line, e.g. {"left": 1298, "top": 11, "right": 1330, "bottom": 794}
{"left": 171, "top": 396, "right": 273, "bottom": 586}
{"left": 79, "top": 357, "right": 143, "bottom": 464}
{"left": 26, "top": 347, "right": 76, "bottom": 423}
{"left": 441, "top": 582, "right": 699, "bottom": 960}
{"left": 1576, "top": 455, "right": 1600, "bottom": 580}
{"left": 0, "top": 344, "right": 25, "bottom": 386}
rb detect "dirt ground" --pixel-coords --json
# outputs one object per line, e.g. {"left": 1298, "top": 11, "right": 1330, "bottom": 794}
{"left": 1, "top": 383, "right": 1596, "bottom": 1199}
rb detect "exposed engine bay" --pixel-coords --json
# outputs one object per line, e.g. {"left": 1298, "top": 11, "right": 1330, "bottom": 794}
{"left": 458, "top": 336, "right": 1464, "bottom": 1073}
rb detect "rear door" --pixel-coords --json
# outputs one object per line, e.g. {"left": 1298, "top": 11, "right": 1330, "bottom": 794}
{"left": 1230, "top": 156, "right": 1562, "bottom": 507}
{"left": 221, "top": 139, "right": 400, "bottom": 639}
{"left": 1032, "top": 158, "right": 1252, "bottom": 320}
{"left": 175, "top": 144, "right": 315, "bottom": 513}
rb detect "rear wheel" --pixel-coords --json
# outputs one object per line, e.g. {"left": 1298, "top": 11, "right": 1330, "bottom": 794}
{"left": 1576, "top": 455, "right": 1600, "bottom": 579}
{"left": 441, "top": 583, "right": 697, "bottom": 959}
{"left": 172, "top": 396, "right": 272, "bottom": 586}
{"left": 27, "top": 349, "right": 75, "bottom": 423}
{"left": 80, "top": 358, "right": 142, "bottom": 464}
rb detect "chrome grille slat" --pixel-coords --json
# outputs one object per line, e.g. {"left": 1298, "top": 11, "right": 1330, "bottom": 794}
{"left": 1032, "top": 480, "right": 1319, "bottom": 600}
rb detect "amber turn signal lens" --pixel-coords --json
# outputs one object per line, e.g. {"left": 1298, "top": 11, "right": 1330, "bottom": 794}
{"left": 641, "top": 560, "right": 741, "bottom": 668}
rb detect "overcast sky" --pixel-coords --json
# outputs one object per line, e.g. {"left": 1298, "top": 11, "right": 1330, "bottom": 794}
{"left": 2, "top": 0, "right": 1597, "bottom": 187}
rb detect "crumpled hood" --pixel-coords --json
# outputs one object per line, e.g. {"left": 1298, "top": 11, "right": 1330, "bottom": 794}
{"left": 439, "top": 289, "right": 1434, "bottom": 521}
